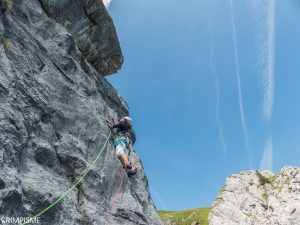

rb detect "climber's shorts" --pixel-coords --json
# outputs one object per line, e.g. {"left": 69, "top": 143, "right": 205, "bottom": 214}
{"left": 115, "top": 142, "right": 129, "bottom": 156}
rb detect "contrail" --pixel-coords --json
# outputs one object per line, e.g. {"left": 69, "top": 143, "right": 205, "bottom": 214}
{"left": 209, "top": 37, "right": 228, "bottom": 170}
{"left": 263, "top": 0, "right": 276, "bottom": 122}
{"left": 257, "top": 1, "right": 275, "bottom": 171}
{"left": 249, "top": 1, "right": 275, "bottom": 122}
{"left": 260, "top": 136, "right": 273, "bottom": 171}
{"left": 103, "top": 0, "right": 112, "bottom": 8}
{"left": 149, "top": 186, "right": 168, "bottom": 211}
{"left": 229, "top": 0, "right": 253, "bottom": 169}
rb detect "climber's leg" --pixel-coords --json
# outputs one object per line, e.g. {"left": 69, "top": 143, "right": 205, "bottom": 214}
{"left": 116, "top": 143, "right": 130, "bottom": 166}
{"left": 120, "top": 154, "right": 137, "bottom": 174}
{"left": 115, "top": 142, "right": 137, "bottom": 175}
{"left": 118, "top": 153, "right": 130, "bottom": 166}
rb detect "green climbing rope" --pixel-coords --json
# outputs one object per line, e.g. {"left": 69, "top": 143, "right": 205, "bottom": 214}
{"left": 21, "top": 131, "right": 112, "bottom": 225}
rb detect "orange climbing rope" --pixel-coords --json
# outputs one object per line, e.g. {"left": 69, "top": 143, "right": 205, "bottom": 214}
{"left": 105, "top": 169, "right": 126, "bottom": 225}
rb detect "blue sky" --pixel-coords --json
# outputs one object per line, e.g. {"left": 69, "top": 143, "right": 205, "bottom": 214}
{"left": 106, "top": 0, "right": 300, "bottom": 210}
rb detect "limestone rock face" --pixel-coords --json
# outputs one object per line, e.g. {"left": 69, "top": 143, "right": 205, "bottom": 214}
{"left": 209, "top": 167, "right": 300, "bottom": 225}
{"left": 0, "top": 0, "right": 162, "bottom": 224}
{"left": 39, "top": 0, "right": 123, "bottom": 76}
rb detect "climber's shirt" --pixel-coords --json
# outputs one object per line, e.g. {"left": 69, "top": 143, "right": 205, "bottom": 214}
{"left": 114, "top": 131, "right": 130, "bottom": 147}
{"left": 112, "top": 121, "right": 136, "bottom": 145}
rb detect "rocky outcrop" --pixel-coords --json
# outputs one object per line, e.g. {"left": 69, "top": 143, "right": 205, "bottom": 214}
{"left": 0, "top": 0, "right": 162, "bottom": 224}
{"left": 39, "top": 0, "right": 123, "bottom": 76}
{"left": 209, "top": 167, "right": 300, "bottom": 225}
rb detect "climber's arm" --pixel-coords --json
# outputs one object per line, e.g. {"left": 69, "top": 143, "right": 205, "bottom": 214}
{"left": 106, "top": 122, "right": 123, "bottom": 129}
{"left": 112, "top": 123, "right": 124, "bottom": 129}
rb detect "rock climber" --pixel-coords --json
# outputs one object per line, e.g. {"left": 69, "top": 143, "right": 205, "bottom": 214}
{"left": 107, "top": 116, "right": 137, "bottom": 176}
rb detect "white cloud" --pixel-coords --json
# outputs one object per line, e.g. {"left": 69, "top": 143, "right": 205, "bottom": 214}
{"left": 149, "top": 186, "right": 168, "bottom": 210}
{"left": 229, "top": 0, "right": 253, "bottom": 169}
{"left": 252, "top": 1, "right": 275, "bottom": 172}
{"left": 260, "top": 136, "right": 273, "bottom": 171}
{"left": 209, "top": 37, "right": 228, "bottom": 169}
{"left": 263, "top": 0, "right": 276, "bottom": 122}
{"left": 250, "top": 1, "right": 276, "bottom": 122}
{"left": 103, "top": 0, "right": 112, "bottom": 8}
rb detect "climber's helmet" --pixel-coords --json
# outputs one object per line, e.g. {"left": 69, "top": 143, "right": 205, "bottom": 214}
{"left": 120, "top": 116, "right": 132, "bottom": 125}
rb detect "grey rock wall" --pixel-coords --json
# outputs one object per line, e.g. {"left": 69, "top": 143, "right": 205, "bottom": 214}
{"left": 0, "top": 0, "right": 162, "bottom": 224}
{"left": 209, "top": 167, "right": 300, "bottom": 225}
{"left": 39, "top": 0, "right": 123, "bottom": 76}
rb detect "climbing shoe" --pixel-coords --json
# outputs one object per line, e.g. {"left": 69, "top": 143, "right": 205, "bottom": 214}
{"left": 123, "top": 164, "right": 132, "bottom": 173}
{"left": 127, "top": 168, "right": 137, "bottom": 177}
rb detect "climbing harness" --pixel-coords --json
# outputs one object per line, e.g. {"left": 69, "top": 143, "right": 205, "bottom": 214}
{"left": 21, "top": 131, "right": 112, "bottom": 225}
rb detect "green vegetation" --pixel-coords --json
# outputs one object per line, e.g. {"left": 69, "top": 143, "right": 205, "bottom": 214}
{"left": 272, "top": 177, "right": 290, "bottom": 192}
{"left": 256, "top": 171, "right": 272, "bottom": 201}
{"left": 256, "top": 171, "right": 271, "bottom": 187}
{"left": 268, "top": 175, "right": 278, "bottom": 183}
{"left": 158, "top": 207, "right": 211, "bottom": 225}
{"left": 1, "top": 37, "right": 11, "bottom": 51}
{"left": 284, "top": 177, "right": 291, "bottom": 185}
{"left": 256, "top": 170, "right": 293, "bottom": 199}
{"left": 243, "top": 212, "right": 252, "bottom": 218}
{"left": 256, "top": 171, "right": 280, "bottom": 188}
{"left": 262, "top": 191, "right": 269, "bottom": 201}
{"left": 7, "top": 0, "right": 13, "bottom": 11}
{"left": 0, "top": 0, "right": 14, "bottom": 14}
{"left": 0, "top": 0, "right": 3, "bottom": 12}
{"left": 255, "top": 170, "right": 292, "bottom": 194}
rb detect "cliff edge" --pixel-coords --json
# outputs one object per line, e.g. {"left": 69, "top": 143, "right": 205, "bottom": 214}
{"left": 0, "top": 0, "right": 162, "bottom": 224}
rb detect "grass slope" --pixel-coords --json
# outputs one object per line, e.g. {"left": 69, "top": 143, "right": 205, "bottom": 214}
{"left": 158, "top": 207, "right": 211, "bottom": 225}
